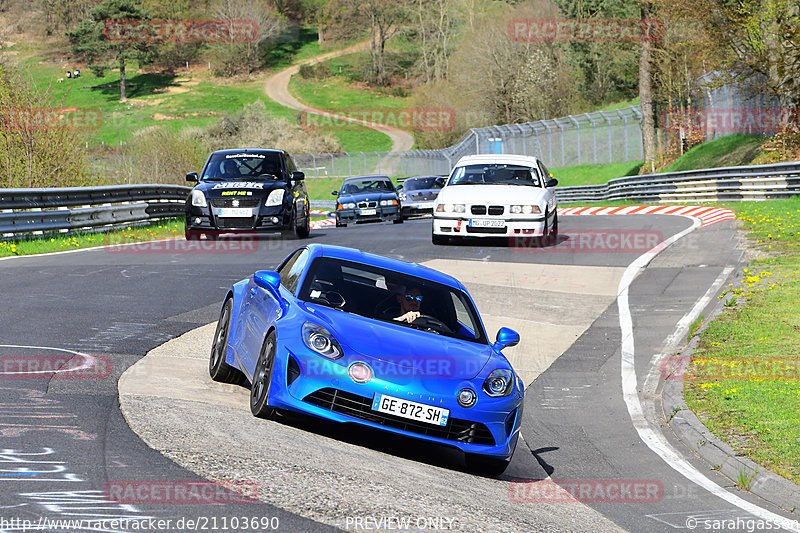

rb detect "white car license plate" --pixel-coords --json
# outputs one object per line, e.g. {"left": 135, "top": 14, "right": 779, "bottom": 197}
{"left": 371, "top": 394, "right": 449, "bottom": 426}
{"left": 360, "top": 208, "right": 377, "bottom": 216}
{"left": 469, "top": 218, "right": 505, "bottom": 228}
{"left": 216, "top": 208, "right": 252, "bottom": 217}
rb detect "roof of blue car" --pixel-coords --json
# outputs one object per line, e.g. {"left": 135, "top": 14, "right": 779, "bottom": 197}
{"left": 309, "top": 244, "right": 463, "bottom": 289}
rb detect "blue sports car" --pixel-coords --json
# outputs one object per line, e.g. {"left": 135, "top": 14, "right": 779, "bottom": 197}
{"left": 209, "top": 244, "right": 524, "bottom": 474}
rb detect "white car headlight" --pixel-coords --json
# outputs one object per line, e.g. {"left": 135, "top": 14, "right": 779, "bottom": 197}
{"left": 510, "top": 205, "right": 522, "bottom": 214}
{"left": 453, "top": 204, "right": 466, "bottom": 213}
{"left": 483, "top": 369, "right": 514, "bottom": 397}
{"left": 302, "top": 323, "right": 343, "bottom": 360}
{"left": 528, "top": 205, "right": 542, "bottom": 215}
{"left": 191, "top": 190, "right": 207, "bottom": 207}
{"left": 436, "top": 203, "right": 448, "bottom": 213}
{"left": 265, "top": 189, "right": 285, "bottom": 207}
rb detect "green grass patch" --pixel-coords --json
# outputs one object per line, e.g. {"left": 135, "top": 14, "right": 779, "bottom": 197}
{"left": 0, "top": 218, "right": 184, "bottom": 257}
{"left": 21, "top": 55, "right": 294, "bottom": 147}
{"left": 663, "top": 134, "right": 767, "bottom": 173}
{"left": 684, "top": 196, "right": 800, "bottom": 485}
{"left": 594, "top": 97, "right": 640, "bottom": 112}
{"left": 552, "top": 160, "right": 643, "bottom": 187}
{"left": 290, "top": 68, "right": 410, "bottom": 113}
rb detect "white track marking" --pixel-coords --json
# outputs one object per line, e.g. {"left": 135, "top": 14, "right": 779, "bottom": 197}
{"left": 616, "top": 219, "right": 800, "bottom": 531}
{"left": 0, "top": 344, "right": 97, "bottom": 375}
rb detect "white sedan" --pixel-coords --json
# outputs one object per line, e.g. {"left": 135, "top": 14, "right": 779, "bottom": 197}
{"left": 432, "top": 154, "right": 558, "bottom": 245}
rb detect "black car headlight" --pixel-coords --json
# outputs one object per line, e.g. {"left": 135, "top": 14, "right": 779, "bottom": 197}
{"left": 302, "top": 323, "right": 343, "bottom": 359}
{"left": 191, "top": 190, "right": 207, "bottom": 207}
{"left": 265, "top": 189, "right": 285, "bottom": 207}
{"left": 483, "top": 369, "right": 514, "bottom": 397}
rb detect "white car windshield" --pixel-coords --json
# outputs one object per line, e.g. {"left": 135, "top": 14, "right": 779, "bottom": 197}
{"left": 448, "top": 164, "right": 541, "bottom": 187}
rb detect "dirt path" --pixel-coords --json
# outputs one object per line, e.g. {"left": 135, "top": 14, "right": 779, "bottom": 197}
{"left": 264, "top": 42, "right": 414, "bottom": 152}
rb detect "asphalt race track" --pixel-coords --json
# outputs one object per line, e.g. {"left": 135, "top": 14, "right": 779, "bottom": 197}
{"left": 1, "top": 213, "right": 798, "bottom": 532}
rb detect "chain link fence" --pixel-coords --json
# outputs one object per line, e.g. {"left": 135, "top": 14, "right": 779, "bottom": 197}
{"left": 293, "top": 105, "right": 645, "bottom": 180}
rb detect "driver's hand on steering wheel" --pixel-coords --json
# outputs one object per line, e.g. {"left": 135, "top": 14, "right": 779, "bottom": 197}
{"left": 395, "top": 311, "right": 421, "bottom": 323}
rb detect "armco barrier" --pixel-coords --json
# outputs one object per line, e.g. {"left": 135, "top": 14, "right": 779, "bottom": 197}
{"left": 2, "top": 161, "right": 798, "bottom": 238}
{"left": 0, "top": 185, "right": 190, "bottom": 238}
{"left": 555, "top": 161, "right": 800, "bottom": 203}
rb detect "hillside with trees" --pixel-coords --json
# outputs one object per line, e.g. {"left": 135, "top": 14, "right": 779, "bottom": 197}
{"left": 0, "top": 0, "right": 798, "bottom": 188}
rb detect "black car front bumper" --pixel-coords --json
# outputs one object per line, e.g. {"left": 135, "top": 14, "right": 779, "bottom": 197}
{"left": 185, "top": 204, "right": 291, "bottom": 236}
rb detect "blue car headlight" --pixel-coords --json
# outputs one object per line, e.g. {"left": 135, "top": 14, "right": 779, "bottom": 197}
{"left": 483, "top": 369, "right": 514, "bottom": 397}
{"left": 302, "top": 323, "right": 343, "bottom": 359}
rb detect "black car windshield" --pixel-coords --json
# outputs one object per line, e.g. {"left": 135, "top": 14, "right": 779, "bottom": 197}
{"left": 298, "top": 257, "right": 487, "bottom": 344}
{"left": 448, "top": 164, "right": 541, "bottom": 186}
{"left": 340, "top": 178, "right": 395, "bottom": 195}
{"left": 203, "top": 152, "right": 284, "bottom": 181}
{"left": 403, "top": 178, "right": 440, "bottom": 191}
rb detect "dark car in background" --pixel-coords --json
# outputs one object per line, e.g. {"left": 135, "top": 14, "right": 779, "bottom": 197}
{"left": 333, "top": 175, "right": 402, "bottom": 227}
{"left": 397, "top": 175, "right": 445, "bottom": 219}
{"left": 184, "top": 149, "right": 310, "bottom": 240}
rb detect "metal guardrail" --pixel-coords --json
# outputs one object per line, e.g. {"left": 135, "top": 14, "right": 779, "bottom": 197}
{"left": 0, "top": 185, "right": 190, "bottom": 238}
{"left": 2, "top": 161, "right": 799, "bottom": 239}
{"left": 555, "top": 161, "right": 800, "bottom": 203}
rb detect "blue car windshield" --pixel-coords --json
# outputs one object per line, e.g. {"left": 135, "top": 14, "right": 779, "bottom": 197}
{"left": 299, "top": 257, "right": 487, "bottom": 344}
{"left": 340, "top": 178, "right": 395, "bottom": 195}
{"left": 448, "top": 164, "right": 541, "bottom": 186}
{"left": 203, "top": 153, "right": 285, "bottom": 181}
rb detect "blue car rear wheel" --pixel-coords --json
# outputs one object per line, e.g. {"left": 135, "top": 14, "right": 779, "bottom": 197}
{"left": 250, "top": 331, "right": 278, "bottom": 419}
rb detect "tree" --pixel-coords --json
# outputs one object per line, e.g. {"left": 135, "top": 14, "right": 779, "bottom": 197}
{"left": 639, "top": 1, "right": 657, "bottom": 171}
{"left": 0, "top": 63, "right": 87, "bottom": 188}
{"left": 207, "top": 0, "right": 284, "bottom": 77}
{"left": 413, "top": 0, "right": 462, "bottom": 84}
{"left": 67, "top": 0, "right": 155, "bottom": 101}
{"left": 325, "top": 0, "right": 411, "bottom": 86}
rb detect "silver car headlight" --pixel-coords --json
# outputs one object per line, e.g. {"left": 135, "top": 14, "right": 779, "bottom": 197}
{"left": 483, "top": 369, "right": 514, "bottom": 397}
{"left": 302, "top": 323, "right": 343, "bottom": 360}
{"left": 191, "top": 190, "right": 207, "bottom": 207}
{"left": 399, "top": 192, "right": 406, "bottom": 201}
{"left": 265, "top": 189, "right": 285, "bottom": 207}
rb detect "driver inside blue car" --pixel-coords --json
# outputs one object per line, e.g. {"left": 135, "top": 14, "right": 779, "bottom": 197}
{"left": 395, "top": 286, "right": 424, "bottom": 323}
{"left": 379, "top": 286, "right": 424, "bottom": 323}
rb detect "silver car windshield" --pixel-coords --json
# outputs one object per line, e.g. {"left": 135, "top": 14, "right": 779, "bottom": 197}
{"left": 449, "top": 164, "right": 541, "bottom": 187}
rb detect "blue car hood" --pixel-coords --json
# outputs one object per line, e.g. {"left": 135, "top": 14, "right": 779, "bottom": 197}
{"left": 302, "top": 303, "right": 491, "bottom": 379}
{"left": 338, "top": 192, "right": 397, "bottom": 204}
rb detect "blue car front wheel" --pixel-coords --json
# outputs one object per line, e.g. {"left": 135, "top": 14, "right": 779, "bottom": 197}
{"left": 250, "top": 331, "right": 278, "bottom": 419}
{"left": 209, "top": 299, "right": 243, "bottom": 384}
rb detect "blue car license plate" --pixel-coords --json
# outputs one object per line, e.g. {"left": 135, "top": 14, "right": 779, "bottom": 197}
{"left": 371, "top": 394, "right": 449, "bottom": 426}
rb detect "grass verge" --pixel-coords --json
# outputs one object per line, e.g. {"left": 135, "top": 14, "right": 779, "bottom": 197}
{"left": 0, "top": 219, "right": 183, "bottom": 257}
{"left": 663, "top": 134, "right": 767, "bottom": 173}
{"left": 684, "top": 195, "right": 800, "bottom": 485}
{"left": 552, "top": 161, "right": 643, "bottom": 186}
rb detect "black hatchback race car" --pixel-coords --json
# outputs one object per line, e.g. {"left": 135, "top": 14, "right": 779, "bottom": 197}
{"left": 184, "top": 149, "right": 310, "bottom": 240}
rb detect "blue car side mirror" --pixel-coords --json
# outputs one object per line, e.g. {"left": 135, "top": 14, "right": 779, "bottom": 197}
{"left": 254, "top": 270, "right": 282, "bottom": 295}
{"left": 494, "top": 327, "right": 520, "bottom": 351}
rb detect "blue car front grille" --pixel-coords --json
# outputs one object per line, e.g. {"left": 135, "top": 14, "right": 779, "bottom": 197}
{"left": 303, "top": 388, "right": 495, "bottom": 446}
